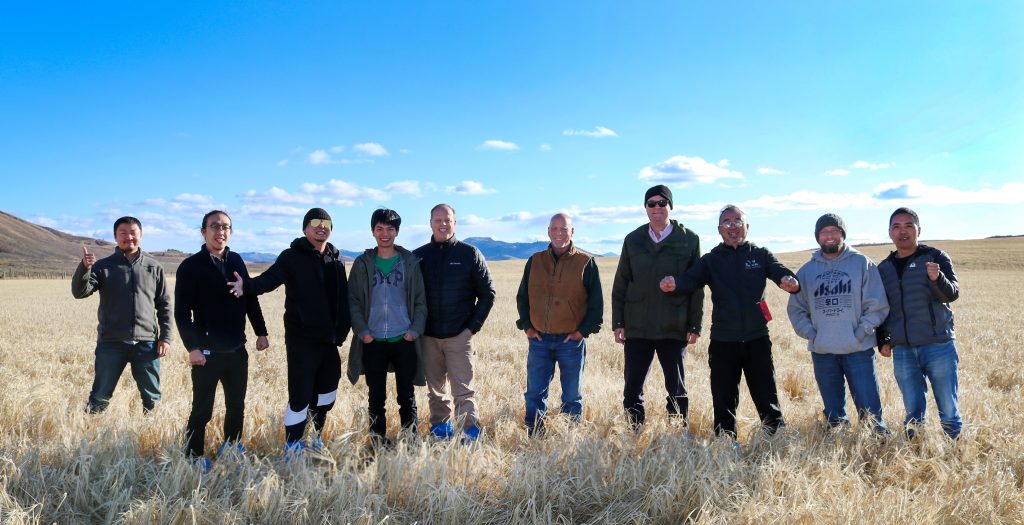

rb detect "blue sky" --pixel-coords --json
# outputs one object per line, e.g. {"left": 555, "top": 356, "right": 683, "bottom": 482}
{"left": 2, "top": 2, "right": 1022, "bottom": 256}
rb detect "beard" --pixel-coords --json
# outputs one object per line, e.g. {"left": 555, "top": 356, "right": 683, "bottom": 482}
{"left": 821, "top": 243, "right": 842, "bottom": 254}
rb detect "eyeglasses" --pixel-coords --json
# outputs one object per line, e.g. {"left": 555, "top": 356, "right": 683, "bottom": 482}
{"left": 646, "top": 199, "right": 669, "bottom": 208}
{"left": 308, "top": 219, "right": 332, "bottom": 230}
{"left": 720, "top": 220, "right": 745, "bottom": 229}
{"left": 206, "top": 223, "right": 232, "bottom": 232}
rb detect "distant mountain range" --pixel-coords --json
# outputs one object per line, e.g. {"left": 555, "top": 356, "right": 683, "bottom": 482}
{"left": 239, "top": 237, "right": 611, "bottom": 264}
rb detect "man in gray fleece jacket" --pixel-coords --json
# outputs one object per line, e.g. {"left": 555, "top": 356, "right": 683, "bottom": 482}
{"left": 788, "top": 213, "right": 890, "bottom": 433}
{"left": 72, "top": 216, "right": 172, "bottom": 413}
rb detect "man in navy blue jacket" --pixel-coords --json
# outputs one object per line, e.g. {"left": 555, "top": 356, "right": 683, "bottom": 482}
{"left": 176, "top": 211, "right": 269, "bottom": 464}
{"left": 877, "top": 207, "right": 962, "bottom": 439}
{"left": 661, "top": 205, "right": 800, "bottom": 438}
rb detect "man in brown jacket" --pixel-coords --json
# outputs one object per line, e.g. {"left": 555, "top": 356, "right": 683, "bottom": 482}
{"left": 516, "top": 213, "right": 603, "bottom": 436}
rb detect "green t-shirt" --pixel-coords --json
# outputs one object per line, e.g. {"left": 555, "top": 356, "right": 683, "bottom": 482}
{"left": 374, "top": 254, "right": 405, "bottom": 343}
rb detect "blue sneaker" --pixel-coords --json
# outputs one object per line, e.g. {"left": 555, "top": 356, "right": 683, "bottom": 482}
{"left": 430, "top": 421, "right": 454, "bottom": 440}
{"left": 217, "top": 442, "right": 245, "bottom": 456}
{"left": 192, "top": 457, "right": 212, "bottom": 473}
{"left": 309, "top": 436, "right": 325, "bottom": 452}
{"left": 283, "top": 441, "right": 305, "bottom": 459}
{"left": 461, "top": 425, "right": 481, "bottom": 444}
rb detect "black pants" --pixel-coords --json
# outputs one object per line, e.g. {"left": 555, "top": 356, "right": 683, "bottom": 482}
{"left": 709, "top": 336, "right": 785, "bottom": 437}
{"left": 363, "top": 339, "right": 418, "bottom": 437}
{"left": 284, "top": 338, "right": 341, "bottom": 443}
{"left": 185, "top": 349, "right": 248, "bottom": 457}
{"left": 623, "top": 338, "right": 687, "bottom": 427}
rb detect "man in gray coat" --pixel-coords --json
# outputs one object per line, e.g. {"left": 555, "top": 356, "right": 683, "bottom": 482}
{"left": 72, "top": 216, "right": 172, "bottom": 413}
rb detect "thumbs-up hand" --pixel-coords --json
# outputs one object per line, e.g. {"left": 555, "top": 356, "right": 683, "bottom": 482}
{"left": 925, "top": 262, "right": 940, "bottom": 281}
{"left": 82, "top": 246, "right": 96, "bottom": 269}
{"left": 227, "top": 271, "right": 244, "bottom": 297}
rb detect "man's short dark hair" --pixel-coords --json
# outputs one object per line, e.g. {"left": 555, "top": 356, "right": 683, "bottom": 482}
{"left": 113, "top": 216, "right": 142, "bottom": 235}
{"left": 889, "top": 207, "right": 920, "bottom": 226}
{"left": 371, "top": 208, "right": 402, "bottom": 232}
{"left": 201, "top": 210, "right": 231, "bottom": 230}
{"left": 430, "top": 203, "right": 456, "bottom": 217}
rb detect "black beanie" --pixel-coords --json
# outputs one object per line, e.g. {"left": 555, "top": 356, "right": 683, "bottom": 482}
{"left": 644, "top": 184, "right": 673, "bottom": 209}
{"left": 303, "top": 207, "right": 332, "bottom": 229}
{"left": 815, "top": 213, "right": 846, "bottom": 239}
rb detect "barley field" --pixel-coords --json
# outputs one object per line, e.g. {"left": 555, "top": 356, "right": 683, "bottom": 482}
{"left": 1, "top": 238, "right": 1022, "bottom": 524}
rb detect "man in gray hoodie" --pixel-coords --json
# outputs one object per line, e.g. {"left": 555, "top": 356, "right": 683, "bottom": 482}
{"left": 787, "top": 213, "right": 890, "bottom": 433}
{"left": 347, "top": 208, "right": 427, "bottom": 446}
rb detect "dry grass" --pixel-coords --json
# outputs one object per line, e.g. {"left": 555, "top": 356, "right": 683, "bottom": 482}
{"left": 1, "top": 238, "right": 1023, "bottom": 524}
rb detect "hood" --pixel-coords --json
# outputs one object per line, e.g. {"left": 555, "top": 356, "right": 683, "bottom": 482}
{"left": 810, "top": 244, "right": 860, "bottom": 264}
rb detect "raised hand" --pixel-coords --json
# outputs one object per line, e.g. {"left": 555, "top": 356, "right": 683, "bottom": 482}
{"left": 82, "top": 246, "right": 96, "bottom": 269}
{"left": 227, "top": 271, "right": 244, "bottom": 297}
{"left": 925, "top": 262, "right": 940, "bottom": 281}
{"left": 659, "top": 276, "right": 676, "bottom": 293}
{"left": 779, "top": 275, "right": 800, "bottom": 293}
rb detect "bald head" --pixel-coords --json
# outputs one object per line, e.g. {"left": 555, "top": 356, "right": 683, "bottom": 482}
{"left": 548, "top": 213, "right": 574, "bottom": 253}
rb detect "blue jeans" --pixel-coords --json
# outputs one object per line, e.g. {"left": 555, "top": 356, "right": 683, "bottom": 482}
{"left": 89, "top": 341, "right": 161, "bottom": 413}
{"left": 893, "top": 340, "right": 962, "bottom": 439}
{"left": 810, "top": 348, "right": 888, "bottom": 432}
{"left": 524, "top": 334, "right": 586, "bottom": 430}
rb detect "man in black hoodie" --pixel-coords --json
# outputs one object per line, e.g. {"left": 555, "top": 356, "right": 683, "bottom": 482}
{"left": 660, "top": 205, "right": 800, "bottom": 438}
{"left": 176, "top": 210, "right": 269, "bottom": 465}
{"left": 230, "top": 208, "right": 351, "bottom": 454}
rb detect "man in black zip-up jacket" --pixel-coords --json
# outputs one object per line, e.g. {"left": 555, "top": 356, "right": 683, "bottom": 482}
{"left": 877, "top": 207, "right": 962, "bottom": 439}
{"left": 231, "top": 208, "right": 351, "bottom": 452}
{"left": 176, "top": 211, "right": 269, "bottom": 463}
{"left": 413, "top": 204, "right": 496, "bottom": 441}
{"left": 661, "top": 205, "right": 800, "bottom": 437}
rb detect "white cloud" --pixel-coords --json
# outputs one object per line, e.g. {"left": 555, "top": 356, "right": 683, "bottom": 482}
{"left": 277, "top": 159, "right": 289, "bottom": 167}
{"left": 353, "top": 142, "right": 388, "bottom": 156}
{"left": 385, "top": 180, "right": 421, "bottom": 196}
{"left": 757, "top": 167, "right": 785, "bottom": 175}
{"left": 851, "top": 160, "right": 892, "bottom": 170}
{"left": 400, "top": 149, "right": 411, "bottom": 154}
{"left": 824, "top": 169, "right": 850, "bottom": 176}
{"left": 31, "top": 216, "right": 58, "bottom": 228}
{"left": 539, "top": 144, "right": 552, "bottom": 152}
{"left": 477, "top": 140, "right": 519, "bottom": 151}
{"left": 637, "top": 155, "right": 744, "bottom": 186}
{"left": 329, "top": 145, "right": 345, "bottom": 153}
{"left": 872, "top": 179, "right": 1024, "bottom": 205}
{"left": 717, "top": 159, "right": 730, "bottom": 167}
{"left": 446, "top": 180, "right": 497, "bottom": 195}
{"left": 562, "top": 126, "right": 618, "bottom": 138}
{"left": 174, "top": 193, "right": 214, "bottom": 204}
{"left": 239, "top": 204, "right": 308, "bottom": 217}
{"left": 265, "top": 187, "right": 314, "bottom": 204}
{"left": 308, "top": 150, "right": 332, "bottom": 165}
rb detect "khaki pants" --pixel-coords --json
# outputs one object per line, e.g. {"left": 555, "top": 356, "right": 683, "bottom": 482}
{"left": 422, "top": 329, "right": 479, "bottom": 428}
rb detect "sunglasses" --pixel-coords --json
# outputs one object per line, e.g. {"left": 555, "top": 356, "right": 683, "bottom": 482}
{"left": 308, "top": 219, "right": 332, "bottom": 230}
{"left": 646, "top": 199, "right": 670, "bottom": 208}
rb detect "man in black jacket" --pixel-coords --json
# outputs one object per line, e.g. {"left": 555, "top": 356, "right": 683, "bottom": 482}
{"left": 660, "top": 205, "right": 800, "bottom": 438}
{"left": 413, "top": 204, "right": 496, "bottom": 441}
{"left": 877, "top": 207, "right": 962, "bottom": 439}
{"left": 230, "top": 207, "right": 351, "bottom": 454}
{"left": 176, "top": 210, "right": 269, "bottom": 465}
